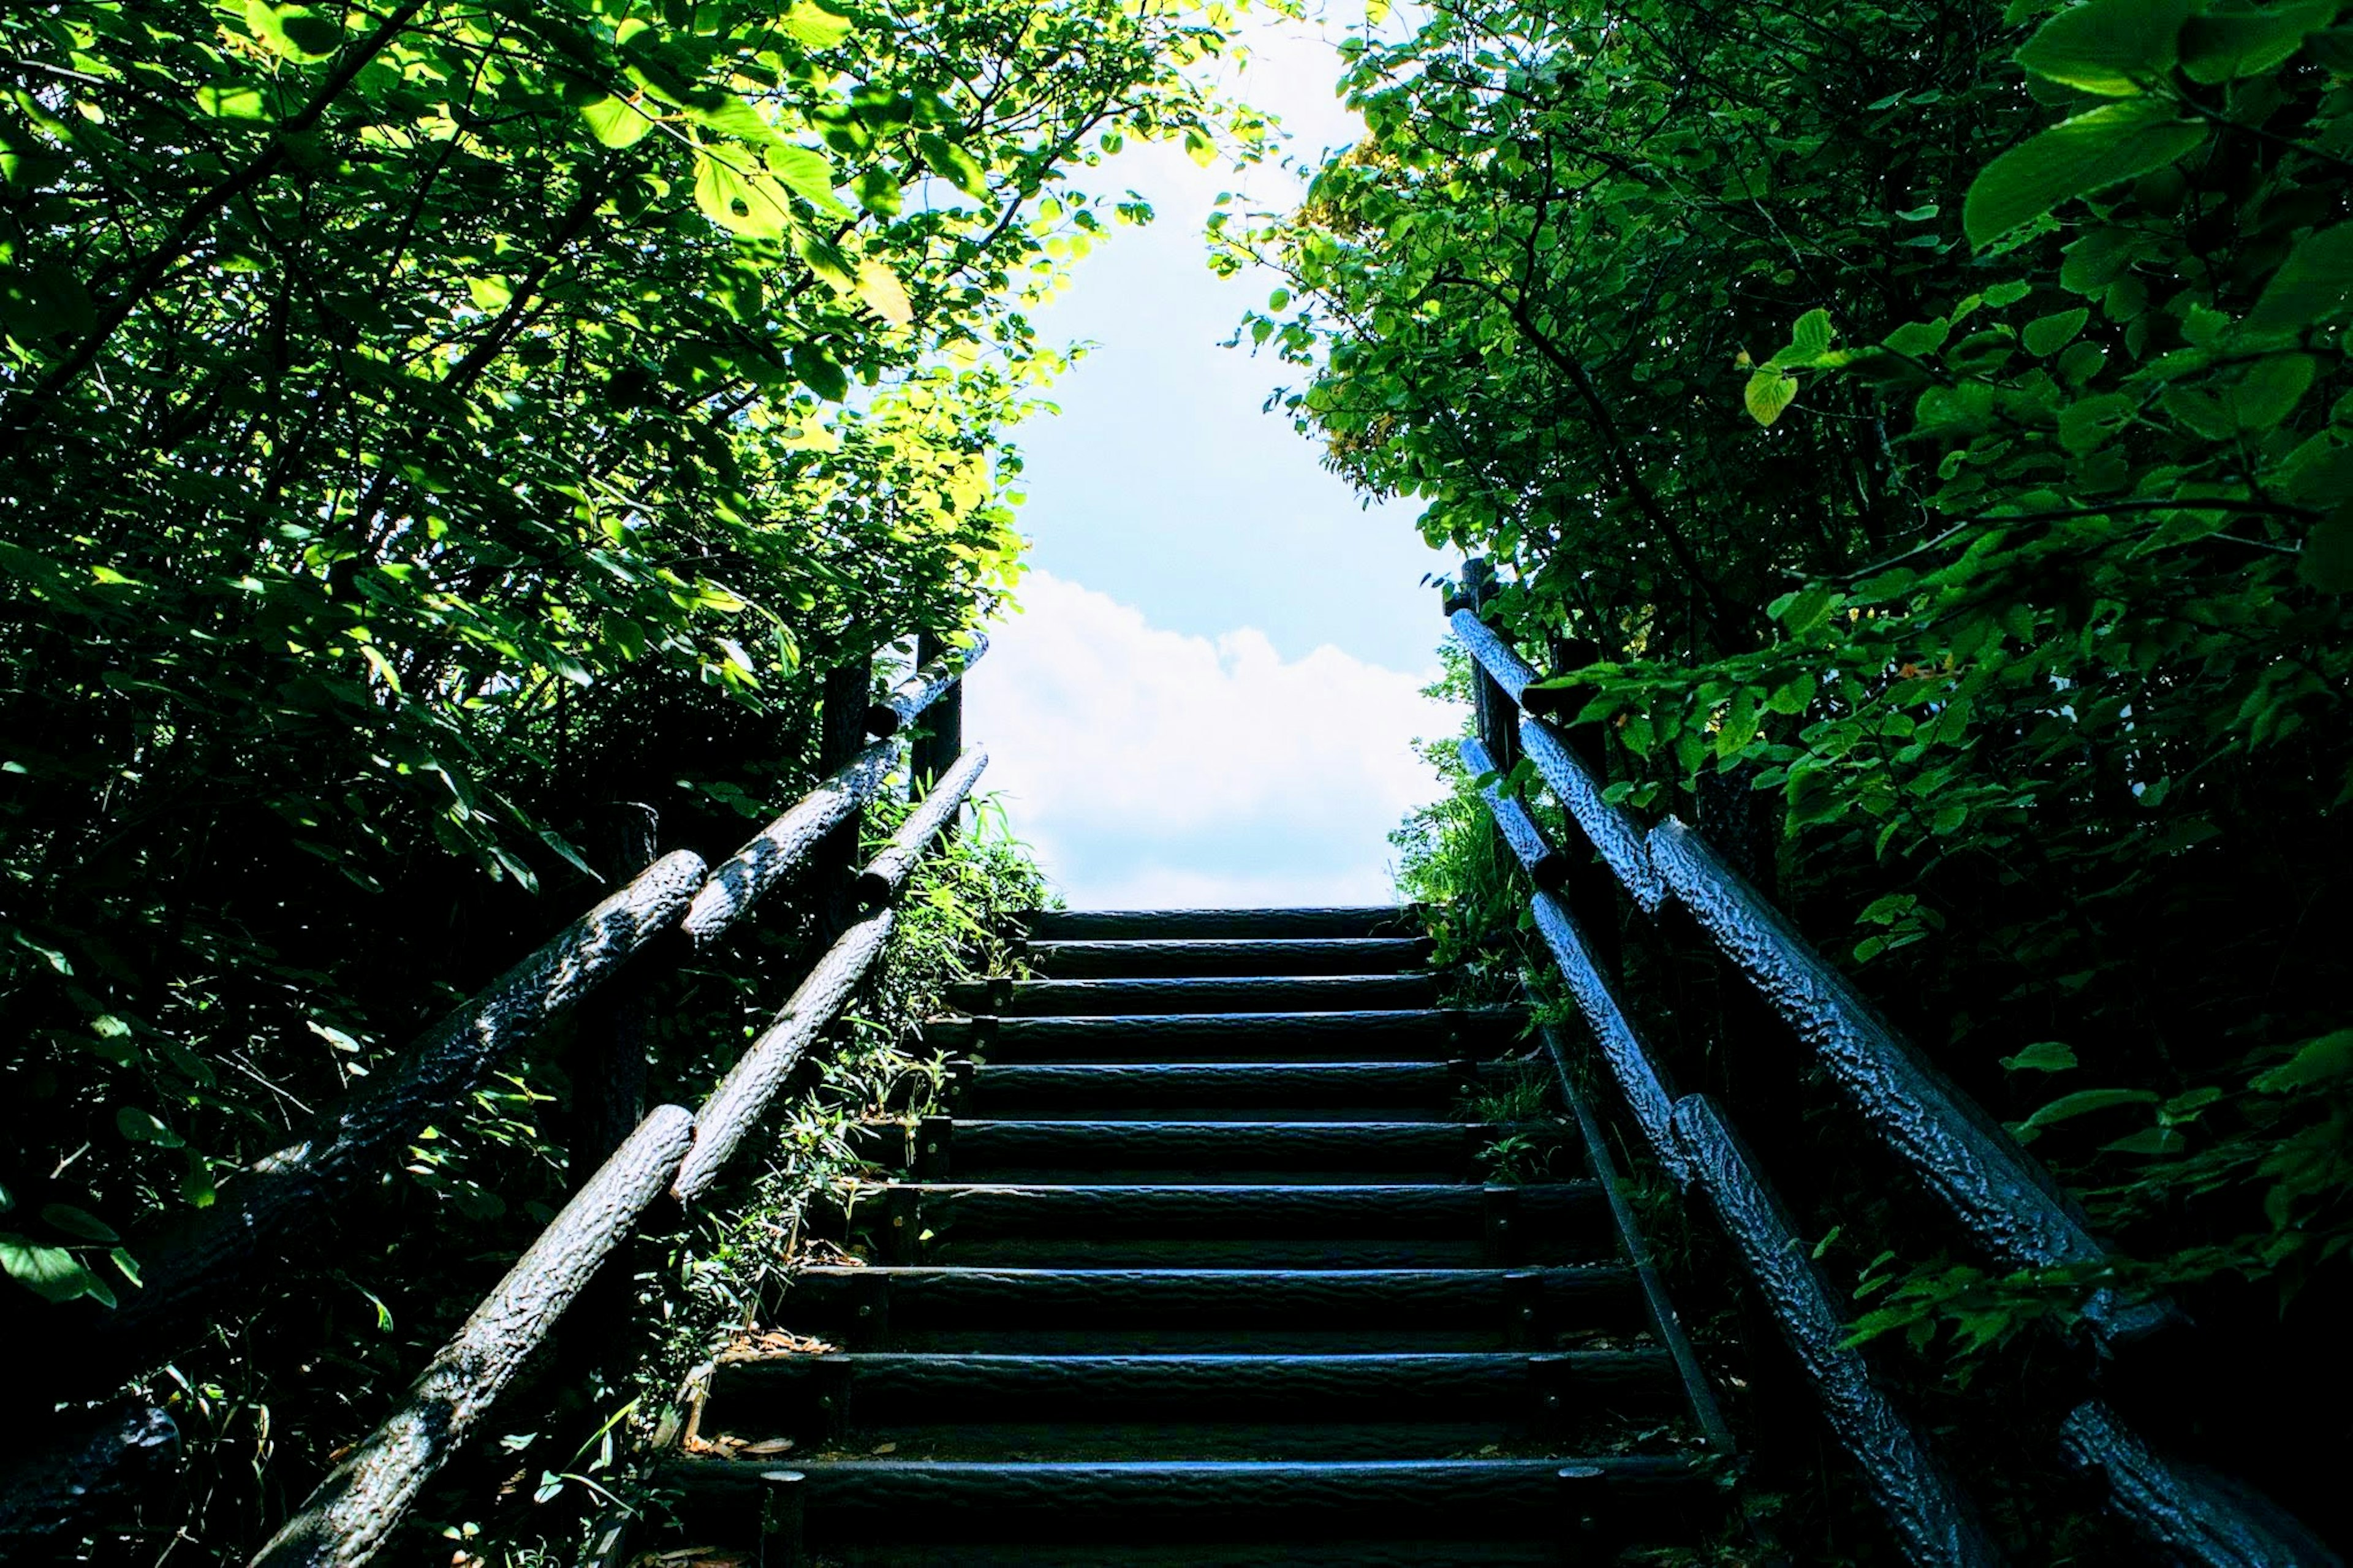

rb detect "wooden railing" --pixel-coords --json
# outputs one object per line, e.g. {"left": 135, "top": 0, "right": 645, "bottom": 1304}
{"left": 2, "top": 634, "right": 988, "bottom": 1567}
{"left": 1445, "top": 564, "right": 2338, "bottom": 1568}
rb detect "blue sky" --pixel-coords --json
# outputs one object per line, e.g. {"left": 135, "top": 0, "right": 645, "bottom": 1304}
{"left": 962, "top": 15, "right": 1464, "bottom": 909}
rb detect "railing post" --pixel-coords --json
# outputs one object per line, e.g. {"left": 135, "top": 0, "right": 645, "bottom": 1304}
{"left": 817, "top": 654, "right": 873, "bottom": 934}
{"left": 1458, "top": 559, "right": 1521, "bottom": 775}
{"left": 560, "top": 801, "right": 660, "bottom": 1384}
{"left": 909, "top": 631, "right": 964, "bottom": 800}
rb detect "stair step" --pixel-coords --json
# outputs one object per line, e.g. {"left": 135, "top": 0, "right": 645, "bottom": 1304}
{"left": 781, "top": 1265, "right": 1648, "bottom": 1352}
{"left": 945, "top": 974, "right": 1440, "bottom": 1017}
{"left": 923, "top": 1008, "right": 1528, "bottom": 1062}
{"left": 1026, "top": 937, "right": 1434, "bottom": 979}
{"left": 1020, "top": 907, "right": 1423, "bottom": 941}
{"left": 947, "top": 1119, "right": 1540, "bottom": 1184}
{"left": 704, "top": 1350, "right": 1681, "bottom": 1428}
{"left": 845, "top": 1182, "right": 1612, "bottom": 1269}
{"left": 964, "top": 1061, "right": 1480, "bottom": 1118}
{"left": 664, "top": 1455, "right": 1712, "bottom": 1543}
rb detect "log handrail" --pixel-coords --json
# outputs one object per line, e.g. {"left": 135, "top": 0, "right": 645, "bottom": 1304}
{"left": 1444, "top": 572, "right": 2333, "bottom": 1568}
{"left": 7, "top": 632, "right": 989, "bottom": 1563}
{"left": 254, "top": 744, "right": 991, "bottom": 1568}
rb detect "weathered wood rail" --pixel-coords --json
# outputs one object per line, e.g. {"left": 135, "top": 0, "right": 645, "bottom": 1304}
{"left": 1444, "top": 564, "right": 2340, "bottom": 1568}
{"left": 1, "top": 634, "right": 988, "bottom": 1567}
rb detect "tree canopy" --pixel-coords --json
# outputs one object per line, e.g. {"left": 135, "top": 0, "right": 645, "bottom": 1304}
{"left": 1240, "top": 0, "right": 2350, "bottom": 1399}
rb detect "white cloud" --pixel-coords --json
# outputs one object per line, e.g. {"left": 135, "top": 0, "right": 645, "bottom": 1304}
{"left": 963, "top": 572, "right": 1460, "bottom": 909}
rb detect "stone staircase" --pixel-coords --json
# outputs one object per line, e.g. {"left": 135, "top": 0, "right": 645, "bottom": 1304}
{"left": 657, "top": 906, "right": 1729, "bottom": 1564}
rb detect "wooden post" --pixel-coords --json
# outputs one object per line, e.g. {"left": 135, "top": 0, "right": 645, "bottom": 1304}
{"left": 816, "top": 654, "right": 873, "bottom": 936}
{"left": 1460, "top": 559, "right": 1521, "bottom": 775}
{"left": 561, "top": 803, "right": 659, "bottom": 1383}
{"left": 571, "top": 803, "right": 659, "bottom": 1179}
{"left": 909, "top": 631, "right": 964, "bottom": 800}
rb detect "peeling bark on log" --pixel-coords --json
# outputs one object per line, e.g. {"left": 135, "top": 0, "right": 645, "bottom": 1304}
{"left": 1670, "top": 1095, "right": 2004, "bottom": 1568}
{"left": 2059, "top": 1401, "right": 2343, "bottom": 1568}
{"left": 75, "top": 850, "right": 707, "bottom": 1396}
{"left": 673, "top": 909, "right": 896, "bottom": 1203}
{"left": 1528, "top": 891, "right": 1684, "bottom": 1185}
{"left": 1517, "top": 715, "right": 1667, "bottom": 914}
{"left": 866, "top": 632, "right": 989, "bottom": 740}
{"left": 1647, "top": 819, "right": 2107, "bottom": 1281}
{"left": 249, "top": 1106, "right": 695, "bottom": 1568}
{"left": 854, "top": 745, "right": 987, "bottom": 907}
{"left": 683, "top": 741, "right": 895, "bottom": 948}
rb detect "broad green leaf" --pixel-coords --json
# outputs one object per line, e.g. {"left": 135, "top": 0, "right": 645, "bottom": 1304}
{"left": 2001, "top": 1040, "right": 2079, "bottom": 1073}
{"left": 2251, "top": 1029, "right": 2353, "bottom": 1091}
{"left": 2102, "top": 1126, "right": 2186, "bottom": 1156}
{"left": 2012, "top": 1086, "right": 2158, "bottom": 1141}
{"left": 2014, "top": 0, "right": 2191, "bottom": 95}
{"left": 1882, "top": 317, "right": 1950, "bottom": 356}
{"left": 580, "top": 96, "right": 653, "bottom": 150}
{"left": 1964, "top": 100, "right": 2207, "bottom": 248}
{"left": 0, "top": 1232, "right": 114, "bottom": 1305}
{"left": 794, "top": 230, "right": 858, "bottom": 293}
{"left": 915, "top": 133, "right": 989, "bottom": 199}
{"left": 855, "top": 259, "right": 913, "bottom": 327}
{"left": 792, "top": 343, "right": 849, "bottom": 401}
{"left": 2022, "top": 306, "right": 2090, "bottom": 355}
{"left": 41, "top": 1202, "right": 119, "bottom": 1243}
{"left": 2227, "top": 353, "right": 2316, "bottom": 429}
{"left": 782, "top": 1, "right": 855, "bottom": 48}
{"left": 243, "top": 0, "right": 346, "bottom": 61}
{"left": 2180, "top": 0, "right": 2339, "bottom": 83}
{"left": 2246, "top": 222, "right": 2353, "bottom": 332}
{"left": 765, "top": 145, "right": 849, "bottom": 216}
{"left": 694, "top": 154, "right": 792, "bottom": 240}
{"left": 1769, "top": 308, "right": 1834, "bottom": 367}
{"left": 116, "top": 1107, "right": 184, "bottom": 1148}
{"left": 195, "top": 83, "right": 272, "bottom": 121}
{"left": 1746, "top": 369, "right": 1798, "bottom": 425}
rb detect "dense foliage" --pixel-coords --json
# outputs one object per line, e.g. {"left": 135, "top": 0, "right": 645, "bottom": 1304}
{"left": 1242, "top": 0, "right": 2352, "bottom": 1545}
{"left": 0, "top": 0, "right": 1232, "bottom": 1306}
{"left": 0, "top": 0, "right": 1246, "bottom": 1558}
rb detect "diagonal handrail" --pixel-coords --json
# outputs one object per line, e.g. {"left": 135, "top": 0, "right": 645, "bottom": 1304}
{"left": 1447, "top": 578, "right": 2335, "bottom": 1567}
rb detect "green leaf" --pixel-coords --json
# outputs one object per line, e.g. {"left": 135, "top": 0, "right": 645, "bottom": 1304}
{"left": 2180, "top": 0, "right": 2340, "bottom": 83}
{"left": 1964, "top": 100, "right": 2207, "bottom": 248}
{"left": 782, "top": 1, "right": 855, "bottom": 48}
{"left": 2012, "top": 1086, "right": 2159, "bottom": 1141}
{"left": 1768, "top": 308, "right": 1833, "bottom": 368}
{"left": 2227, "top": 354, "right": 2316, "bottom": 430}
{"left": 1882, "top": 317, "right": 1951, "bottom": 356}
{"left": 2001, "top": 1040, "right": 2079, "bottom": 1074}
{"left": 915, "top": 133, "right": 989, "bottom": 199}
{"left": 1746, "top": 369, "right": 1798, "bottom": 425}
{"left": 792, "top": 343, "right": 849, "bottom": 401}
{"left": 855, "top": 259, "right": 913, "bottom": 327}
{"left": 2251, "top": 1029, "right": 2353, "bottom": 1091}
{"left": 764, "top": 145, "right": 849, "bottom": 216}
{"left": 0, "top": 1232, "right": 115, "bottom": 1305}
{"left": 40, "top": 1203, "right": 118, "bottom": 1243}
{"left": 115, "top": 1107, "right": 184, "bottom": 1148}
{"left": 694, "top": 153, "right": 792, "bottom": 240}
{"left": 2014, "top": 0, "right": 2191, "bottom": 96}
{"left": 2022, "top": 307, "right": 2090, "bottom": 355}
{"left": 195, "top": 82, "right": 273, "bottom": 121}
{"left": 580, "top": 96, "right": 653, "bottom": 150}
{"left": 243, "top": 0, "right": 346, "bottom": 61}
{"left": 2102, "top": 1126, "right": 2186, "bottom": 1156}
{"left": 2246, "top": 223, "right": 2353, "bottom": 333}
